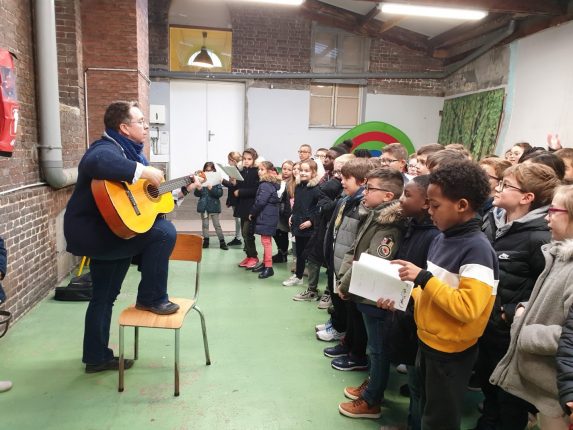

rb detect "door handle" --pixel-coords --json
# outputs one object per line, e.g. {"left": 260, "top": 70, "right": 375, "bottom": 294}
{"left": 208, "top": 130, "right": 215, "bottom": 142}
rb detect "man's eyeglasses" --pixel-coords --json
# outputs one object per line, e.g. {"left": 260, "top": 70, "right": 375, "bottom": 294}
{"left": 548, "top": 206, "right": 568, "bottom": 217}
{"left": 497, "top": 180, "right": 524, "bottom": 193}
{"left": 364, "top": 184, "right": 389, "bottom": 193}
{"left": 129, "top": 118, "right": 147, "bottom": 125}
{"left": 380, "top": 158, "right": 399, "bottom": 165}
{"left": 298, "top": 150, "right": 310, "bottom": 154}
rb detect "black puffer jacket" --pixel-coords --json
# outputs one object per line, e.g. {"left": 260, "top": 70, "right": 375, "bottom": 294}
{"left": 235, "top": 167, "right": 260, "bottom": 219}
{"left": 483, "top": 206, "right": 551, "bottom": 340}
{"left": 307, "top": 178, "right": 343, "bottom": 266}
{"left": 291, "top": 176, "right": 321, "bottom": 237}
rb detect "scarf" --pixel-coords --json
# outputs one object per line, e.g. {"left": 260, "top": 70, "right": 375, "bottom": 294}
{"left": 104, "top": 128, "right": 149, "bottom": 166}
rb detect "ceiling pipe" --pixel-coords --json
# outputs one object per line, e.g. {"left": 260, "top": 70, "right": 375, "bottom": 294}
{"left": 151, "top": 20, "right": 515, "bottom": 82}
{"left": 33, "top": 0, "right": 77, "bottom": 189}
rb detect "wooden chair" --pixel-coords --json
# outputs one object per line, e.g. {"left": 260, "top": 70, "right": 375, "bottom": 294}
{"left": 118, "top": 233, "right": 211, "bottom": 396}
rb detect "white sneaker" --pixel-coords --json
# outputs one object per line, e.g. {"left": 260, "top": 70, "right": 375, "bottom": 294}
{"left": 293, "top": 288, "right": 320, "bottom": 301}
{"left": 317, "top": 293, "right": 332, "bottom": 309}
{"left": 0, "top": 380, "right": 12, "bottom": 392}
{"left": 316, "top": 326, "right": 345, "bottom": 342}
{"left": 282, "top": 274, "right": 303, "bottom": 287}
{"left": 315, "top": 319, "right": 332, "bottom": 332}
{"left": 396, "top": 364, "right": 408, "bottom": 374}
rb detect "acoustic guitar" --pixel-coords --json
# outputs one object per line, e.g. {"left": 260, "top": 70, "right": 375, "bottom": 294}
{"left": 92, "top": 175, "right": 195, "bottom": 239}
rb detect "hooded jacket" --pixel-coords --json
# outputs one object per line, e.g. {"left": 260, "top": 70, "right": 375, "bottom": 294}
{"left": 491, "top": 240, "right": 573, "bottom": 417}
{"left": 337, "top": 201, "right": 406, "bottom": 308}
{"left": 291, "top": 175, "right": 321, "bottom": 237}
{"left": 250, "top": 174, "right": 281, "bottom": 236}
{"left": 194, "top": 184, "right": 224, "bottom": 214}
{"left": 483, "top": 206, "right": 551, "bottom": 339}
{"left": 235, "top": 166, "right": 260, "bottom": 219}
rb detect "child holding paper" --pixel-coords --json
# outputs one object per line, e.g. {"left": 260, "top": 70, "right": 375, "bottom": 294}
{"left": 336, "top": 168, "right": 406, "bottom": 419}
{"left": 194, "top": 162, "right": 228, "bottom": 250}
{"left": 385, "top": 160, "right": 498, "bottom": 430}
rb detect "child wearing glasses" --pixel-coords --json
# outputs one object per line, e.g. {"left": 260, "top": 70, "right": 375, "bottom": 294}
{"left": 491, "top": 184, "right": 573, "bottom": 430}
{"left": 336, "top": 168, "right": 406, "bottom": 419}
{"left": 473, "top": 163, "right": 560, "bottom": 430}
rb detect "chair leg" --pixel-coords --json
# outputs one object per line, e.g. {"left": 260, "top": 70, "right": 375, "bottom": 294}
{"left": 134, "top": 326, "right": 139, "bottom": 360}
{"left": 119, "top": 325, "right": 125, "bottom": 392}
{"left": 193, "top": 306, "right": 211, "bottom": 365}
{"left": 175, "top": 329, "right": 180, "bottom": 397}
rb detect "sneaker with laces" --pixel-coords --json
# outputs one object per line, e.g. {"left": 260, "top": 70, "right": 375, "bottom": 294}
{"left": 315, "top": 319, "right": 332, "bottom": 332}
{"left": 227, "top": 238, "right": 242, "bottom": 246}
{"left": 293, "top": 288, "right": 320, "bottom": 301}
{"left": 331, "top": 355, "right": 369, "bottom": 371}
{"left": 344, "top": 378, "right": 369, "bottom": 400}
{"left": 238, "top": 257, "right": 250, "bottom": 267}
{"left": 282, "top": 274, "right": 303, "bottom": 287}
{"left": 244, "top": 257, "right": 259, "bottom": 269}
{"left": 316, "top": 325, "right": 345, "bottom": 342}
{"left": 324, "top": 343, "right": 349, "bottom": 358}
{"left": 317, "top": 293, "right": 332, "bottom": 309}
{"left": 338, "top": 398, "right": 382, "bottom": 419}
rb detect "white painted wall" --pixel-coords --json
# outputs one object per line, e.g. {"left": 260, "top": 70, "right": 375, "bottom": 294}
{"left": 247, "top": 87, "right": 444, "bottom": 163}
{"left": 500, "top": 21, "right": 573, "bottom": 152}
{"left": 365, "top": 94, "right": 444, "bottom": 148}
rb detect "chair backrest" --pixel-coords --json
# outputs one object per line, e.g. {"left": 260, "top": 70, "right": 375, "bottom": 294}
{"left": 170, "top": 234, "right": 203, "bottom": 263}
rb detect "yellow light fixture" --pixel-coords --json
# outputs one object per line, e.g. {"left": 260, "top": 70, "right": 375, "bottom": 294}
{"left": 380, "top": 3, "right": 487, "bottom": 20}
{"left": 188, "top": 32, "right": 214, "bottom": 68}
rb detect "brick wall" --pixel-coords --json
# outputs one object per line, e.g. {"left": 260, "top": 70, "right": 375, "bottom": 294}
{"left": 82, "top": 0, "right": 149, "bottom": 145}
{"left": 148, "top": 0, "right": 169, "bottom": 70}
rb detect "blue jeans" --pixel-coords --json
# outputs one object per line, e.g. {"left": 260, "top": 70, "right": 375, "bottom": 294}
{"left": 82, "top": 218, "right": 176, "bottom": 365}
{"left": 407, "top": 364, "right": 422, "bottom": 430}
{"left": 361, "top": 312, "right": 391, "bottom": 406}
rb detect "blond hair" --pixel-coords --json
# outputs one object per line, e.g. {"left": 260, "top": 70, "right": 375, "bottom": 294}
{"left": 553, "top": 184, "right": 573, "bottom": 219}
{"left": 228, "top": 151, "right": 242, "bottom": 163}
{"left": 479, "top": 157, "right": 512, "bottom": 179}
{"left": 504, "top": 163, "right": 561, "bottom": 210}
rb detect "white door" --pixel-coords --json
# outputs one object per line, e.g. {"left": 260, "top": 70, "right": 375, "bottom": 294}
{"left": 169, "top": 81, "right": 245, "bottom": 179}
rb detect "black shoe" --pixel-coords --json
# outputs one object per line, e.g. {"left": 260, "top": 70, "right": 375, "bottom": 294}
{"left": 202, "top": 238, "right": 209, "bottom": 249}
{"left": 272, "top": 252, "right": 288, "bottom": 263}
{"left": 85, "top": 357, "right": 134, "bottom": 374}
{"left": 399, "top": 383, "right": 410, "bottom": 397}
{"left": 258, "top": 267, "right": 274, "bottom": 279}
{"left": 135, "top": 301, "right": 180, "bottom": 315}
{"left": 219, "top": 240, "right": 229, "bottom": 250}
{"left": 227, "top": 238, "right": 242, "bottom": 246}
{"left": 251, "top": 262, "right": 265, "bottom": 272}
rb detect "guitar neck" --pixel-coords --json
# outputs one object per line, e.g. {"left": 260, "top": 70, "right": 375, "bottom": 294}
{"left": 157, "top": 176, "right": 194, "bottom": 195}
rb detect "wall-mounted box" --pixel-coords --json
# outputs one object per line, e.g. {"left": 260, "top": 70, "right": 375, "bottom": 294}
{"left": 150, "top": 104, "right": 166, "bottom": 124}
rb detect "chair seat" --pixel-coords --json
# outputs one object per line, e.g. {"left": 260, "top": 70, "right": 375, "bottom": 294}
{"left": 119, "top": 298, "right": 195, "bottom": 329}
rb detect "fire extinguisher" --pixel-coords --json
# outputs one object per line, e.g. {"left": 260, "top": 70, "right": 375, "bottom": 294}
{"left": 0, "top": 49, "right": 19, "bottom": 158}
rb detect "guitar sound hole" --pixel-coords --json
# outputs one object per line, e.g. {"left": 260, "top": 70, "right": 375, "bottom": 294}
{"left": 147, "top": 184, "right": 159, "bottom": 199}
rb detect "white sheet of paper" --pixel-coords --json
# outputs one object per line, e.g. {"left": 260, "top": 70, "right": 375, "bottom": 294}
{"left": 216, "top": 163, "right": 244, "bottom": 181}
{"left": 203, "top": 171, "right": 222, "bottom": 186}
{"left": 348, "top": 253, "right": 413, "bottom": 311}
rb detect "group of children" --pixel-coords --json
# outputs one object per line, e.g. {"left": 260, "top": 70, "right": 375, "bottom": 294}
{"left": 185, "top": 139, "right": 573, "bottom": 429}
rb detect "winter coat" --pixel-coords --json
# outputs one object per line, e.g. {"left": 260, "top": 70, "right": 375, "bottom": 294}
{"left": 557, "top": 302, "right": 573, "bottom": 414}
{"left": 388, "top": 216, "right": 439, "bottom": 365}
{"left": 64, "top": 136, "right": 142, "bottom": 257}
{"left": 222, "top": 178, "right": 238, "bottom": 215}
{"left": 490, "top": 240, "right": 573, "bottom": 417}
{"left": 291, "top": 176, "right": 321, "bottom": 237}
{"left": 483, "top": 207, "right": 550, "bottom": 342}
{"left": 329, "top": 189, "right": 364, "bottom": 275}
{"left": 306, "top": 178, "right": 343, "bottom": 266}
{"left": 194, "top": 184, "right": 223, "bottom": 214}
{"left": 0, "top": 236, "right": 6, "bottom": 303}
{"left": 277, "top": 181, "right": 292, "bottom": 232}
{"left": 235, "top": 167, "right": 260, "bottom": 219}
{"left": 250, "top": 174, "right": 281, "bottom": 236}
{"left": 337, "top": 201, "right": 406, "bottom": 307}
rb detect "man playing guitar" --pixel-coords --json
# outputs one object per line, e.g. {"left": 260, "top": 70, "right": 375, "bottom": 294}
{"left": 64, "top": 101, "right": 187, "bottom": 373}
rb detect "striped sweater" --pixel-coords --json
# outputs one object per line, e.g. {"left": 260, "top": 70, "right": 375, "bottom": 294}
{"left": 412, "top": 228, "right": 499, "bottom": 353}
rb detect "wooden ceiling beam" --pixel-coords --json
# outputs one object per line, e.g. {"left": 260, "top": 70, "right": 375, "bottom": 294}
{"left": 428, "top": 13, "right": 511, "bottom": 49}
{"left": 432, "top": 25, "right": 509, "bottom": 58}
{"left": 359, "top": 5, "right": 381, "bottom": 28}
{"left": 358, "top": 0, "right": 566, "bottom": 15}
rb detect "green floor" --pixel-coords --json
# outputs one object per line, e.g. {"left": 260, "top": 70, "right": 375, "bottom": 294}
{"left": 0, "top": 242, "right": 483, "bottom": 430}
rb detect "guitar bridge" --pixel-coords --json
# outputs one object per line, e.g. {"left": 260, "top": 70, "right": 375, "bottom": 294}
{"left": 121, "top": 182, "right": 141, "bottom": 216}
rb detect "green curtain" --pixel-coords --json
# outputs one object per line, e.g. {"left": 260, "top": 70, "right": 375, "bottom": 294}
{"left": 438, "top": 88, "right": 505, "bottom": 160}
